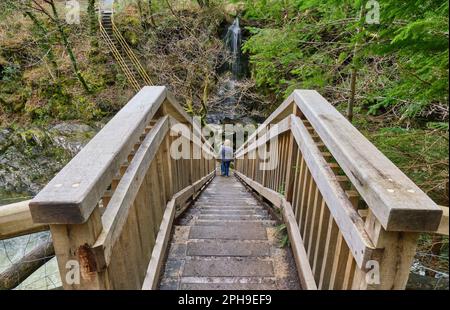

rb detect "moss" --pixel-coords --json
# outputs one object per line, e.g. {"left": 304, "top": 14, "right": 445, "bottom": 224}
{"left": 123, "top": 30, "right": 140, "bottom": 46}
{"left": 17, "top": 127, "right": 49, "bottom": 147}
{"left": 367, "top": 127, "right": 449, "bottom": 204}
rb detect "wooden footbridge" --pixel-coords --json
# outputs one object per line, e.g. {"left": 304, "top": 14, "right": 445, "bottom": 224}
{"left": 1, "top": 86, "right": 448, "bottom": 290}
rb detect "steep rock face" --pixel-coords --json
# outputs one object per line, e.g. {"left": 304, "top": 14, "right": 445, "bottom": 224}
{"left": 0, "top": 122, "right": 100, "bottom": 197}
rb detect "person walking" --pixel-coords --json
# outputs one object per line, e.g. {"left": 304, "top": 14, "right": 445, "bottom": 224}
{"left": 219, "top": 139, "right": 233, "bottom": 177}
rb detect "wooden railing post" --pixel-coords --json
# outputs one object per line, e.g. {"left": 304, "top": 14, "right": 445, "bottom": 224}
{"left": 355, "top": 211, "right": 419, "bottom": 290}
{"left": 50, "top": 207, "right": 109, "bottom": 289}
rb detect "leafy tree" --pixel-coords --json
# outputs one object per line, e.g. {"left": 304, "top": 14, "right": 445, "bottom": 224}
{"left": 240, "top": 0, "right": 449, "bottom": 122}
{"left": 12, "top": 0, "right": 91, "bottom": 93}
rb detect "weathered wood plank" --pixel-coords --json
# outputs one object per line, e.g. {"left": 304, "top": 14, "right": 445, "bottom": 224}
{"left": 142, "top": 199, "right": 176, "bottom": 290}
{"left": 293, "top": 90, "right": 442, "bottom": 232}
{"left": 0, "top": 200, "right": 48, "bottom": 240}
{"left": 30, "top": 86, "right": 167, "bottom": 224}
{"left": 281, "top": 200, "right": 318, "bottom": 290}
{"left": 235, "top": 94, "right": 296, "bottom": 156}
{"left": 175, "top": 171, "right": 215, "bottom": 218}
{"left": 290, "top": 115, "right": 375, "bottom": 268}
{"left": 435, "top": 206, "right": 449, "bottom": 236}
{"left": 92, "top": 116, "right": 169, "bottom": 265}
{"left": 234, "top": 172, "right": 284, "bottom": 209}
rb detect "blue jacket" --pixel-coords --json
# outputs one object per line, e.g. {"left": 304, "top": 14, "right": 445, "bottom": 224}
{"left": 220, "top": 146, "right": 234, "bottom": 162}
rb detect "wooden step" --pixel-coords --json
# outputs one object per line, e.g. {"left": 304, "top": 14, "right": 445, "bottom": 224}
{"left": 186, "top": 240, "right": 270, "bottom": 257}
{"left": 182, "top": 258, "right": 274, "bottom": 277}
{"left": 189, "top": 225, "right": 267, "bottom": 240}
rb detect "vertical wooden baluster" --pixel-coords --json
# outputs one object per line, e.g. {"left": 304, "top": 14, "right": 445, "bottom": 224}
{"left": 163, "top": 135, "right": 174, "bottom": 201}
{"left": 342, "top": 254, "right": 357, "bottom": 290}
{"left": 294, "top": 157, "right": 306, "bottom": 223}
{"left": 299, "top": 169, "right": 312, "bottom": 233}
{"left": 149, "top": 162, "right": 163, "bottom": 236}
{"left": 290, "top": 152, "right": 301, "bottom": 217}
{"left": 123, "top": 199, "right": 145, "bottom": 288}
{"left": 133, "top": 173, "right": 154, "bottom": 277}
{"left": 261, "top": 142, "right": 267, "bottom": 187}
{"left": 312, "top": 201, "right": 330, "bottom": 282}
{"left": 277, "top": 134, "right": 284, "bottom": 193}
{"left": 156, "top": 148, "right": 167, "bottom": 209}
{"left": 281, "top": 134, "right": 288, "bottom": 195}
{"left": 318, "top": 218, "right": 339, "bottom": 290}
{"left": 328, "top": 232, "right": 350, "bottom": 290}
{"left": 284, "top": 134, "right": 297, "bottom": 202}
{"left": 327, "top": 180, "right": 357, "bottom": 290}
{"left": 307, "top": 190, "right": 323, "bottom": 263}
{"left": 302, "top": 180, "right": 318, "bottom": 251}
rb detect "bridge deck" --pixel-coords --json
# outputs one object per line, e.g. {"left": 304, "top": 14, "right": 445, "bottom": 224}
{"left": 159, "top": 173, "right": 301, "bottom": 290}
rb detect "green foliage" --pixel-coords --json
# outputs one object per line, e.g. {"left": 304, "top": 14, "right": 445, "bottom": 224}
{"left": 1, "top": 63, "right": 21, "bottom": 82}
{"left": 236, "top": 0, "right": 302, "bottom": 23}
{"left": 241, "top": 0, "right": 449, "bottom": 122}
{"left": 17, "top": 127, "right": 49, "bottom": 147}
{"left": 367, "top": 127, "right": 449, "bottom": 204}
{"left": 23, "top": 85, "right": 102, "bottom": 122}
{"left": 276, "top": 224, "right": 290, "bottom": 248}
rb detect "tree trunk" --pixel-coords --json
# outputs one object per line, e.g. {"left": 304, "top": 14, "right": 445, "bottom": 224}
{"left": 348, "top": 66, "right": 357, "bottom": 122}
{"left": 88, "top": 0, "right": 97, "bottom": 36}
{"left": 0, "top": 240, "right": 55, "bottom": 290}
{"left": 25, "top": 10, "right": 60, "bottom": 80}
{"left": 197, "top": 0, "right": 210, "bottom": 8}
{"left": 347, "top": 8, "right": 364, "bottom": 122}
{"left": 147, "top": 0, "right": 157, "bottom": 27}
{"left": 136, "top": 0, "right": 148, "bottom": 30}
{"left": 49, "top": 0, "right": 91, "bottom": 93}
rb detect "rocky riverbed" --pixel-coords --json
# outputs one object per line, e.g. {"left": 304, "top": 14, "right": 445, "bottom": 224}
{"left": 0, "top": 122, "right": 102, "bottom": 201}
{"left": 0, "top": 121, "right": 103, "bottom": 290}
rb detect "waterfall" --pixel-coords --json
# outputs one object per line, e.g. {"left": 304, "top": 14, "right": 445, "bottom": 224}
{"left": 226, "top": 18, "right": 242, "bottom": 80}
{"left": 206, "top": 18, "right": 246, "bottom": 124}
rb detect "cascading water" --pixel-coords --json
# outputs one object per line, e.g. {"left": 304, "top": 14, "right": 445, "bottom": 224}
{"left": 226, "top": 18, "right": 242, "bottom": 80}
{"left": 206, "top": 18, "right": 247, "bottom": 124}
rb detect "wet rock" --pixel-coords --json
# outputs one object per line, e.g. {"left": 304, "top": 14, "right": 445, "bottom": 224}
{"left": 48, "top": 123, "right": 96, "bottom": 156}
{"left": 0, "top": 129, "right": 13, "bottom": 153}
{"left": 0, "top": 122, "right": 99, "bottom": 196}
{"left": 407, "top": 272, "right": 449, "bottom": 290}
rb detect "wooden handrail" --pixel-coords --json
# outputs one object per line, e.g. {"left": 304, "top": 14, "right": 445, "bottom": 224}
{"left": 0, "top": 200, "right": 48, "bottom": 240}
{"left": 92, "top": 116, "right": 170, "bottom": 267}
{"left": 293, "top": 90, "right": 441, "bottom": 232}
{"left": 28, "top": 86, "right": 216, "bottom": 289}
{"left": 234, "top": 89, "right": 444, "bottom": 290}
{"left": 435, "top": 206, "right": 449, "bottom": 236}
{"left": 290, "top": 115, "right": 375, "bottom": 267}
{"left": 236, "top": 90, "right": 442, "bottom": 232}
{"left": 30, "top": 87, "right": 167, "bottom": 224}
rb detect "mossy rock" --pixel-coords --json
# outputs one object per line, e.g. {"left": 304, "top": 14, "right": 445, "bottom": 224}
{"left": 123, "top": 30, "right": 140, "bottom": 47}
{"left": 16, "top": 127, "right": 50, "bottom": 147}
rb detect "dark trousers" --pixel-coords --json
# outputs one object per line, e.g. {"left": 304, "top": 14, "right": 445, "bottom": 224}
{"left": 222, "top": 161, "right": 231, "bottom": 176}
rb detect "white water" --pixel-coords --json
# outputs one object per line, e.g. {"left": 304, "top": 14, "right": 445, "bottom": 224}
{"left": 226, "top": 18, "right": 243, "bottom": 80}
{"left": 0, "top": 204, "right": 61, "bottom": 290}
{"left": 207, "top": 18, "right": 245, "bottom": 124}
